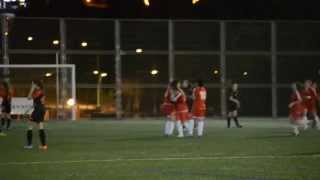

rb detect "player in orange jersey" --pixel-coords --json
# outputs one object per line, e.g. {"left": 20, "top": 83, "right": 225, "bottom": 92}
{"left": 190, "top": 80, "right": 207, "bottom": 137}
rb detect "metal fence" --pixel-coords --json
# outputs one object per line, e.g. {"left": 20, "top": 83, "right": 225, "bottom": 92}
{"left": 1, "top": 16, "right": 320, "bottom": 119}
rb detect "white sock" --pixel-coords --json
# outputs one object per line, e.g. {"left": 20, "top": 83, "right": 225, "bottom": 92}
{"left": 188, "top": 119, "right": 194, "bottom": 136}
{"left": 164, "top": 120, "right": 170, "bottom": 135}
{"left": 292, "top": 125, "right": 299, "bottom": 136}
{"left": 197, "top": 120, "right": 204, "bottom": 136}
{"left": 168, "top": 121, "right": 175, "bottom": 135}
{"left": 315, "top": 115, "right": 320, "bottom": 129}
{"left": 176, "top": 121, "right": 184, "bottom": 137}
{"left": 303, "top": 116, "right": 309, "bottom": 130}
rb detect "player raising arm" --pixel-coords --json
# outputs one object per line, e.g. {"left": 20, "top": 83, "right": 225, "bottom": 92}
{"left": 170, "top": 80, "right": 189, "bottom": 138}
{"left": 161, "top": 82, "right": 175, "bottom": 136}
{"left": 289, "top": 83, "right": 308, "bottom": 136}
{"left": 24, "top": 80, "right": 48, "bottom": 150}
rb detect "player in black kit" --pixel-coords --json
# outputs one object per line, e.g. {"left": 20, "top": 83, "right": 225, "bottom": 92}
{"left": 0, "top": 81, "right": 11, "bottom": 136}
{"left": 24, "top": 80, "right": 48, "bottom": 150}
{"left": 227, "top": 83, "right": 242, "bottom": 128}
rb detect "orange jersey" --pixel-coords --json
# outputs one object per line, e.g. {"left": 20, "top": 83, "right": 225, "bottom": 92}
{"left": 192, "top": 87, "right": 207, "bottom": 118}
{"left": 289, "top": 91, "right": 305, "bottom": 121}
{"left": 160, "top": 88, "right": 175, "bottom": 115}
{"left": 301, "top": 88, "right": 317, "bottom": 113}
{"left": 175, "top": 91, "right": 189, "bottom": 122}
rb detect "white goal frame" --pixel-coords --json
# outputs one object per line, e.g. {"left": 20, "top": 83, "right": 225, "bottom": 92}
{"left": 0, "top": 64, "right": 77, "bottom": 121}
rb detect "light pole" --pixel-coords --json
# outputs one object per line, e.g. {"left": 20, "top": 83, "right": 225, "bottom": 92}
{"left": 93, "top": 70, "right": 107, "bottom": 110}
{"left": 150, "top": 69, "right": 159, "bottom": 115}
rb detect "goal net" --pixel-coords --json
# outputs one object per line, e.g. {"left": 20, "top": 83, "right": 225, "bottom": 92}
{"left": 0, "top": 64, "right": 77, "bottom": 121}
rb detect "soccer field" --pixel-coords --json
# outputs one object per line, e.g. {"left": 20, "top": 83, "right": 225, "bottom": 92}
{"left": 1, "top": 118, "right": 320, "bottom": 180}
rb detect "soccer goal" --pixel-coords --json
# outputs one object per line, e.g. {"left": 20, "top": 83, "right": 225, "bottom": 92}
{"left": 0, "top": 64, "right": 77, "bottom": 121}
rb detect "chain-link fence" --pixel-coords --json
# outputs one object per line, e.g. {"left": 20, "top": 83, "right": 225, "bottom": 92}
{"left": 1, "top": 17, "right": 320, "bottom": 119}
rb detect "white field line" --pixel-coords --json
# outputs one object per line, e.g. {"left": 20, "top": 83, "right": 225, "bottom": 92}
{"left": 1, "top": 154, "right": 320, "bottom": 166}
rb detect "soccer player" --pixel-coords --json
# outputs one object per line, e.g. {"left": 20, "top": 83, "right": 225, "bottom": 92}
{"left": 191, "top": 80, "right": 207, "bottom": 137}
{"left": 301, "top": 80, "right": 320, "bottom": 130}
{"left": 0, "top": 81, "right": 12, "bottom": 131}
{"left": 24, "top": 80, "right": 48, "bottom": 150}
{"left": 289, "top": 83, "right": 308, "bottom": 136}
{"left": 161, "top": 82, "right": 175, "bottom": 136}
{"left": 227, "top": 83, "right": 242, "bottom": 128}
{"left": 170, "top": 80, "right": 189, "bottom": 138}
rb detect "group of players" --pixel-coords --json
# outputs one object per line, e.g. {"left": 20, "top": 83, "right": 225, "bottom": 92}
{"left": 160, "top": 79, "right": 243, "bottom": 138}
{"left": 0, "top": 80, "right": 48, "bottom": 150}
{"left": 289, "top": 80, "right": 320, "bottom": 136}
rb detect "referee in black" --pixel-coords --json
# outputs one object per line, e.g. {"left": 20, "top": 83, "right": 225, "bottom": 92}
{"left": 227, "top": 83, "right": 242, "bottom": 128}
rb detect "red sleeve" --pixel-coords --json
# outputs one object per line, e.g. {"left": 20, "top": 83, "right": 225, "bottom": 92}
{"left": 32, "top": 90, "right": 43, "bottom": 99}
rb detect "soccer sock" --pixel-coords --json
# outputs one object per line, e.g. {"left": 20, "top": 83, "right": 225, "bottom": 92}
{"left": 164, "top": 120, "right": 172, "bottom": 135}
{"left": 188, "top": 119, "right": 194, "bottom": 135}
{"left": 6, "top": 118, "right": 11, "bottom": 129}
{"left": 234, "top": 117, "right": 241, "bottom": 127}
{"left": 1, "top": 118, "right": 5, "bottom": 127}
{"left": 227, "top": 117, "right": 231, "bottom": 128}
{"left": 314, "top": 115, "right": 320, "bottom": 129}
{"left": 197, "top": 120, "right": 204, "bottom": 136}
{"left": 39, "top": 129, "right": 47, "bottom": 146}
{"left": 176, "top": 121, "right": 184, "bottom": 137}
{"left": 26, "top": 130, "right": 33, "bottom": 146}
{"left": 292, "top": 125, "right": 299, "bottom": 135}
{"left": 168, "top": 121, "right": 175, "bottom": 135}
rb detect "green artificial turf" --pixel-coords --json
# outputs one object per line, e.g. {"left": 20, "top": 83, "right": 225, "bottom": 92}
{"left": 0, "top": 118, "right": 320, "bottom": 180}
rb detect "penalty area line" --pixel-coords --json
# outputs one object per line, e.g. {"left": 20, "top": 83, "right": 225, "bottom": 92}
{"left": 1, "top": 154, "right": 320, "bottom": 166}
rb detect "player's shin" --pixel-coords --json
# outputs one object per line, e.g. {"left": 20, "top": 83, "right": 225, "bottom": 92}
{"left": 164, "top": 120, "right": 170, "bottom": 135}
{"left": 39, "top": 129, "right": 47, "bottom": 146}
{"left": 314, "top": 115, "right": 320, "bottom": 130}
{"left": 197, "top": 120, "right": 204, "bottom": 137}
{"left": 176, "top": 121, "right": 184, "bottom": 138}
{"left": 188, "top": 119, "right": 194, "bottom": 136}
{"left": 6, "top": 118, "right": 11, "bottom": 130}
{"left": 168, "top": 120, "right": 175, "bottom": 135}
{"left": 26, "top": 129, "right": 33, "bottom": 146}
{"left": 292, "top": 125, "right": 299, "bottom": 136}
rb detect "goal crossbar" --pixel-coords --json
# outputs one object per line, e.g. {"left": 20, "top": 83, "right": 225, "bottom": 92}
{"left": 0, "top": 64, "right": 77, "bottom": 121}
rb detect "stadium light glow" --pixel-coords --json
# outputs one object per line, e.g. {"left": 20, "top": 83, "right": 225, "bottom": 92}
{"left": 214, "top": 69, "right": 219, "bottom": 75}
{"left": 100, "top": 73, "right": 108, "bottom": 78}
{"left": 67, "top": 98, "right": 76, "bottom": 107}
{"left": 243, "top": 71, "right": 248, "bottom": 76}
{"left": 4, "top": 32, "right": 8, "bottom": 36}
{"left": 136, "top": 48, "right": 143, "bottom": 54}
{"left": 27, "top": 36, "right": 33, "bottom": 42}
{"left": 52, "top": 40, "right": 59, "bottom": 45}
{"left": 45, "top": 73, "right": 53, "bottom": 77}
{"left": 143, "top": 0, "right": 150, "bottom": 7}
{"left": 81, "top": 41, "right": 88, "bottom": 47}
{"left": 150, "top": 69, "right": 159, "bottom": 76}
{"left": 93, "top": 70, "right": 99, "bottom": 75}
{"left": 192, "top": 0, "right": 200, "bottom": 5}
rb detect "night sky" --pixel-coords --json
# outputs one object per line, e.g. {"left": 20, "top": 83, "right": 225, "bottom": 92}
{"left": 14, "top": 0, "right": 320, "bottom": 19}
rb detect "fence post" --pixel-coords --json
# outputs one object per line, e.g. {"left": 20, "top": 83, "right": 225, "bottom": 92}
{"left": 220, "top": 21, "right": 227, "bottom": 118}
{"left": 271, "top": 21, "right": 278, "bottom": 119}
{"left": 115, "top": 20, "right": 123, "bottom": 119}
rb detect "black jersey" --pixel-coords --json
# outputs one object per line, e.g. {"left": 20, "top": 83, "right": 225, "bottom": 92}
{"left": 31, "top": 89, "right": 46, "bottom": 123}
{"left": 227, "top": 90, "right": 239, "bottom": 111}
{"left": 1, "top": 91, "right": 11, "bottom": 105}
{"left": 1, "top": 91, "right": 11, "bottom": 113}
{"left": 32, "top": 89, "right": 45, "bottom": 109}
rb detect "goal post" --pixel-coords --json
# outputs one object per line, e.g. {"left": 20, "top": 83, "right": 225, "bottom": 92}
{"left": 0, "top": 64, "right": 77, "bottom": 121}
